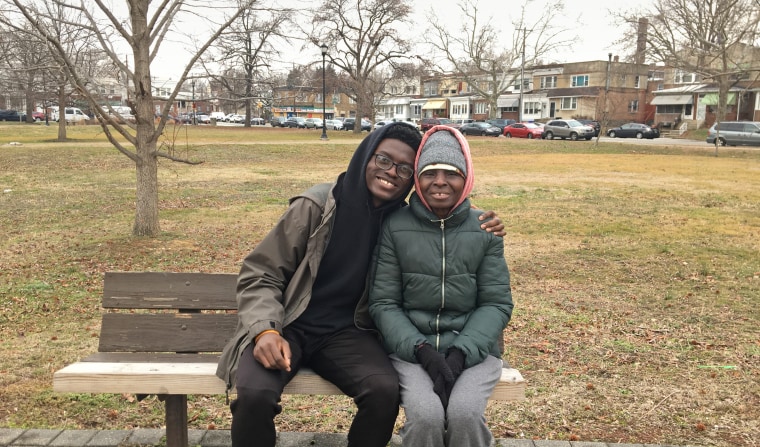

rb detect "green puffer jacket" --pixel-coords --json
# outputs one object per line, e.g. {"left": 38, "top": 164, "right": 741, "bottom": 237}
{"left": 368, "top": 193, "right": 513, "bottom": 369}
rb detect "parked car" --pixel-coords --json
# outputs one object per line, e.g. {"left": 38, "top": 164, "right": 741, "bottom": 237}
{"left": 209, "top": 111, "right": 226, "bottom": 122}
{"left": 32, "top": 111, "right": 46, "bottom": 122}
{"left": 420, "top": 118, "right": 455, "bottom": 132}
{"left": 250, "top": 117, "right": 266, "bottom": 125}
{"left": 343, "top": 118, "right": 371, "bottom": 131}
{"left": 542, "top": 119, "right": 595, "bottom": 140}
{"left": 0, "top": 109, "right": 24, "bottom": 121}
{"left": 284, "top": 117, "right": 307, "bottom": 128}
{"left": 324, "top": 119, "right": 343, "bottom": 130}
{"left": 195, "top": 114, "right": 211, "bottom": 124}
{"left": 304, "top": 118, "right": 323, "bottom": 129}
{"left": 52, "top": 107, "right": 89, "bottom": 123}
{"left": 270, "top": 116, "right": 288, "bottom": 127}
{"left": 578, "top": 119, "right": 601, "bottom": 137}
{"left": 606, "top": 123, "right": 660, "bottom": 139}
{"left": 459, "top": 122, "right": 501, "bottom": 136}
{"left": 374, "top": 120, "right": 392, "bottom": 130}
{"left": 503, "top": 122, "right": 544, "bottom": 139}
{"left": 223, "top": 113, "right": 237, "bottom": 122}
{"left": 451, "top": 118, "right": 475, "bottom": 128}
{"left": 486, "top": 118, "right": 516, "bottom": 133}
{"left": 706, "top": 121, "right": 760, "bottom": 147}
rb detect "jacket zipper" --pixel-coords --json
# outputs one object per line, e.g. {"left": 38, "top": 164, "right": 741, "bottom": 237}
{"left": 436, "top": 219, "right": 446, "bottom": 350}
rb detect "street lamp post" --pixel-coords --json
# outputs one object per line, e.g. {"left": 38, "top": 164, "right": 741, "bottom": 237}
{"left": 320, "top": 43, "right": 328, "bottom": 140}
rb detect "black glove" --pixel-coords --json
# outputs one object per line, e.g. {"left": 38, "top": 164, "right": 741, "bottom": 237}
{"left": 445, "top": 347, "right": 466, "bottom": 381}
{"left": 415, "top": 343, "right": 454, "bottom": 407}
{"left": 444, "top": 347, "right": 466, "bottom": 403}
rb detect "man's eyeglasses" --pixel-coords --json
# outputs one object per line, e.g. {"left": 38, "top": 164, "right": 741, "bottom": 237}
{"left": 374, "top": 154, "right": 414, "bottom": 179}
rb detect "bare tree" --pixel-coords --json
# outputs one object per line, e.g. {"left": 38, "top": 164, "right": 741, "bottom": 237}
{"left": 204, "top": 1, "right": 292, "bottom": 126}
{"left": 424, "top": 0, "right": 572, "bottom": 119}
{"left": 619, "top": 0, "right": 760, "bottom": 156}
{"left": 309, "top": 0, "right": 413, "bottom": 133}
{"left": 3, "top": 0, "right": 255, "bottom": 236}
{"left": 0, "top": 5, "right": 98, "bottom": 136}
{"left": 0, "top": 24, "right": 50, "bottom": 123}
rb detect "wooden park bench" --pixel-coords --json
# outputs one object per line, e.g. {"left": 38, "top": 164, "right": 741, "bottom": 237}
{"left": 53, "top": 272, "right": 525, "bottom": 447}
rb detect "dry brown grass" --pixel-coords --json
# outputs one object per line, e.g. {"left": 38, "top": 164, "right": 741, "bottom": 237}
{"left": 1, "top": 124, "right": 758, "bottom": 445}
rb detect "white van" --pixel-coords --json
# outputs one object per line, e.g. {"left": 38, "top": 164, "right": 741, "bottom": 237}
{"left": 209, "top": 111, "right": 226, "bottom": 121}
{"left": 53, "top": 107, "right": 89, "bottom": 123}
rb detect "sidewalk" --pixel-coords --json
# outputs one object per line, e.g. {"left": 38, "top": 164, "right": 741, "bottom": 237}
{"left": 0, "top": 428, "right": 698, "bottom": 447}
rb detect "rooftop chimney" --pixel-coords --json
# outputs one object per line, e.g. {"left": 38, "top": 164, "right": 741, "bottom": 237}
{"left": 635, "top": 17, "right": 648, "bottom": 65}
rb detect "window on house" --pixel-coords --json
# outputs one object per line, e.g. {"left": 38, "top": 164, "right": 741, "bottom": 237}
{"left": 628, "top": 100, "right": 639, "bottom": 112}
{"left": 475, "top": 102, "right": 488, "bottom": 114}
{"left": 524, "top": 102, "right": 541, "bottom": 114}
{"left": 503, "top": 106, "right": 518, "bottom": 112}
{"left": 395, "top": 105, "right": 403, "bottom": 114}
{"left": 675, "top": 70, "right": 698, "bottom": 83}
{"left": 656, "top": 104, "right": 682, "bottom": 114}
{"left": 540, "top": 76, "right": 557, "bottom": 88}
{"left": 560, "top": 97, "right": 577, "bottom": 109}
{"left": 571, "top": 75, "right": 589, "bottom": 87}
{"left": 412, "top": 105, "right": 421, "bottom": 116}
{"left": 634, "top": 76, "right": 640, "bottom": 88}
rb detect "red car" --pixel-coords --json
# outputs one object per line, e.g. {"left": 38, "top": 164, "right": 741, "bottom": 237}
{"left": 503, "top": 122, "right": 544, "bottom": 139}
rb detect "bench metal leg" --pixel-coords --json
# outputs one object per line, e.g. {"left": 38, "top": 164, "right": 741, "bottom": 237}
{"left": 163, "top": 394, "right": 188, "bottom": 447}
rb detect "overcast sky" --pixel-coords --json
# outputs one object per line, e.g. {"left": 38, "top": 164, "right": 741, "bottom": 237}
{"left": 150, "top": 0, "right": 652, "bottom": 79}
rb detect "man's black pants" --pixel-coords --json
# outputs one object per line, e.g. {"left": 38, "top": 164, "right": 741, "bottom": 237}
{"left": 230, "top": 326, "right": 400, "bottom": 447}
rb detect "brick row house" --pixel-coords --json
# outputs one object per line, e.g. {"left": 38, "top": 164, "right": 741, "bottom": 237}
{"left": 372, "top": 57, "right": 654, "bottom": 127}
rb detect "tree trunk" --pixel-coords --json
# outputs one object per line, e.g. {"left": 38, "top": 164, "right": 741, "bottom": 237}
{"left": 133, "top": 129, "right": 160, "bottom": 237}
{"left": 57, "top": 86, "right": 67, "bottom": 141}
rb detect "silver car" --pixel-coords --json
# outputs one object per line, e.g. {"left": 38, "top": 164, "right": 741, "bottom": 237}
{"left": 542, "top": 119, "right": 595, "bottom": 141}
{"left": 706, "top": 121, "right": 760, "bottom": 146}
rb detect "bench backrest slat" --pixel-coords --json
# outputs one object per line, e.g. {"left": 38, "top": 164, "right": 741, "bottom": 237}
{"left": 98, "top": 313, "right": 238, "bottom": 352}
{"left": 103, "top": 272, "right": 238, "bottom": 310}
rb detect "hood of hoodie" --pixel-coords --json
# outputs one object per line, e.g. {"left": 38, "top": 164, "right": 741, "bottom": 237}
{"left": 304, "top": 122, "right": 421, "bottom": 328}
{"left": 413, "top": 125, "right": 474, "bottom": 216}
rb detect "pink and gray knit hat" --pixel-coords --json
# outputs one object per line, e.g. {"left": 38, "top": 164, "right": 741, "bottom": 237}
{"left": 414, "top": 125, "right": 475, "bottom": 213}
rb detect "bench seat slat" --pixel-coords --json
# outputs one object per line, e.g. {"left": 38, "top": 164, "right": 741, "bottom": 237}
{"left": 103, "top": 272, "right": 238, "bottom": 310}
{"left": 98, "top": 313, "right": 237, "bottom": 352}
{"left": 53, "top": 362, "right": 524, "bottom": 401}
{"left": 82, "top": 353, "right": 221, "bottom": 363}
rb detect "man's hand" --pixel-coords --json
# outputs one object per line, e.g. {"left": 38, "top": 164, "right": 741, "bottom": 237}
{"left": 478, "top": 210, "right": 505, "bottom": 237}
{"left": 253, "top": 332, "right": 292, "bottom": 371}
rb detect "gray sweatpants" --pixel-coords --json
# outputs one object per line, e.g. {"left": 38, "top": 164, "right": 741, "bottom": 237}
{"left": 390, "top": 354, "right": 503, "bottom": 447}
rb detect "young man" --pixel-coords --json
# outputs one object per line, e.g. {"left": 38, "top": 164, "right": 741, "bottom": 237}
{"left": 369, "top": 125, "right": 514, "bottom": 447}
{"left": 216, "top": 122, "right": 504, "bottom": 447}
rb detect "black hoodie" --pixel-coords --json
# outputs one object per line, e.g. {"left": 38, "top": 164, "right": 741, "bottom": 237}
{"left": 290, "top": 123, "right": 420, "bottom": 335}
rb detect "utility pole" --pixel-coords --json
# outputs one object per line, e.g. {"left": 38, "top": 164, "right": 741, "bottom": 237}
{"left": 519, "top": 28, "right": 526, "bottom": 123}
{"left": 191, "top": 80, "right": 196, "bottom": 125}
